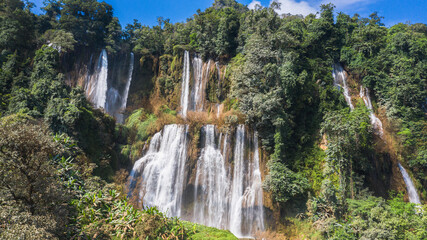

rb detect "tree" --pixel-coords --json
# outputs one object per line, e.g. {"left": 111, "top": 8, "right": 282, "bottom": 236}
{"left": 41, "top": 29, "right": 77, "bottom": 53}
{"left": 0, "top": 115, "right": 66, "bottom": 214}
{"left": 321, "top": 105, "right": 372, "bottom": 202}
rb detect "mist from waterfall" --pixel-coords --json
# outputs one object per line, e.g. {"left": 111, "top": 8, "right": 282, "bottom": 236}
{"left": 332, "top": 63, "right": 354, "bottom": 109}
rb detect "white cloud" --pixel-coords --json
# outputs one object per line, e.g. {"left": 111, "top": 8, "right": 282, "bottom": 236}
{"left": 271, "top": 0, "right": 317, "bottom": 16}
{"left": 248, "top": 0, "right": 262, "bottom": 10}
{"left": 320, "top": 0, "right": 372, "bottom": 9}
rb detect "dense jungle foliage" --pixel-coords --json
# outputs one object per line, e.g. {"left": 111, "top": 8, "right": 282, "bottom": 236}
{"left": 0, "top": 0, "right": 426, "bottom": 239}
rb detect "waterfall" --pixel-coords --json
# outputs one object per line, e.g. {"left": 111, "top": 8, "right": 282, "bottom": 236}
{"left": 129, "top": 124, "right": 265, "bottom": 237}
{"left": 332, "top": 64, "right": 422, "bottom": 208}
{"left": 332, "top": 63, "right": 354, "bottom": 109}
{"left": 84, "top": 50, "right": 134, "bottom": 123}
{"left": 129, "top": 124, "right": 189, "bottom": 217}
{"left": 116, "top": 52, "right": 134, "bottom": 123}
{"left": 180, "top": 51, "right": 191, "bottom": 117}
{"left": 215, "top": 61, "right": 221, "bottom": 86}
{"left": 193, "top": 125, "right": 230, "bottom": 229}
{"left": 247, "top": 132, "right": 265, "bottom": 233}
{"left": 229, "top": 125, "right": 265, "bottom": 237}
{"left": 216, "top": 104, "right": 221, "bottom": 118}
{"left": 101, "top": 52, "right": 134, "bottom": 123}
{"left": 359, "top": 86, "right": 384, "bottom": 137}
{"left": 191, "top": 56, "right": 209, "bottom": 112}
{"left": 121, "top": 52, "right": 134, "bottom": 110}
{"left": 86, "top": 49, "right": 108, "bottom": 109}
{"left": 398, "top": 163, "right": 421, "bottom": 205}
{"left": 180, "top": 52, "right": 215, "bottom": 116}
{"left": 105, "top": 87, "right": 120, "bottom": 114}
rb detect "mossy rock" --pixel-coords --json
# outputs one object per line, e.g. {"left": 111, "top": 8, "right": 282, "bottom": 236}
{"left": 183, "top": 221, "right": 238, "bottom": 240}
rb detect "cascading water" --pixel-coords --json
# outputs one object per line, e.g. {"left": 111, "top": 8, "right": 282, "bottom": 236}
{"left": 85, "top": 50, "right": 134, "bottom": 123}
{"left": 215, "top": 61, "right": 221, "bottom": 87}
{"left": 398, "top": 163, "right": 421, "bottom": 205}
{"left": 180, "top": 52, "right": 214, "bottom": 115}
{"left": 180, "top": 51, "right": 191, "bottom": 117}
{"left": 245, "top": 132, "right": 265, "bottom": 234}
{"left": 332, "top": 63, "right": 354, "bottom": 109}
{"left": 359, "top": 86, "right": 384, "bottom": 137}
{"left": 105, "top": 87, "right": 120, "bottom": 114}
{"left": 121, "top": 52, "right": 134, "bottom": 110}
{"left": 333, "top": 64, "right": 421, "bottom": 206}
{"left": 116, "top": 52, "right": 134, "bottom": 123}
{"left": 193, "top": 125, "right": 230, "bottom": 229}
{"left": 129, "top": 124, "right": 265, "bottom": 237}
{"left": 191, "top": 56, "right": 210, "bottom": 112}
{"left": 229, "top": 125, "right": 264, "bottom": 237}
{"left": 129, "top": 52, "right": 265, "bottom": 237}
{"left": 86, "top": 49, "right": 108, "bottom": 109}
{"left": 129, "top": 124, "right": 189, "bottom": 217}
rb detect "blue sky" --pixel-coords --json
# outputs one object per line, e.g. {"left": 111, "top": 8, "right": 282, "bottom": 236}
{"left": 30, "top": 0, "right": 427, "bottom": 27}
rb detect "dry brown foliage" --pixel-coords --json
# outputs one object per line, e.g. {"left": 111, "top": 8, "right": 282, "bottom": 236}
{"left": 255, "top": 230, "right": 288, "bottom": 240}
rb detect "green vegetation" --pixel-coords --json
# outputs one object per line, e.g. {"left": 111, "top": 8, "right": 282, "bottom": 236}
{"left": 319, "top": 194, "right": 427, "bottom": 239}
{"left": 182, "top": 222, "right": 237, "bottom": 240}
{"left": 0, "top": 0, "right": 426, "bottom": 239}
